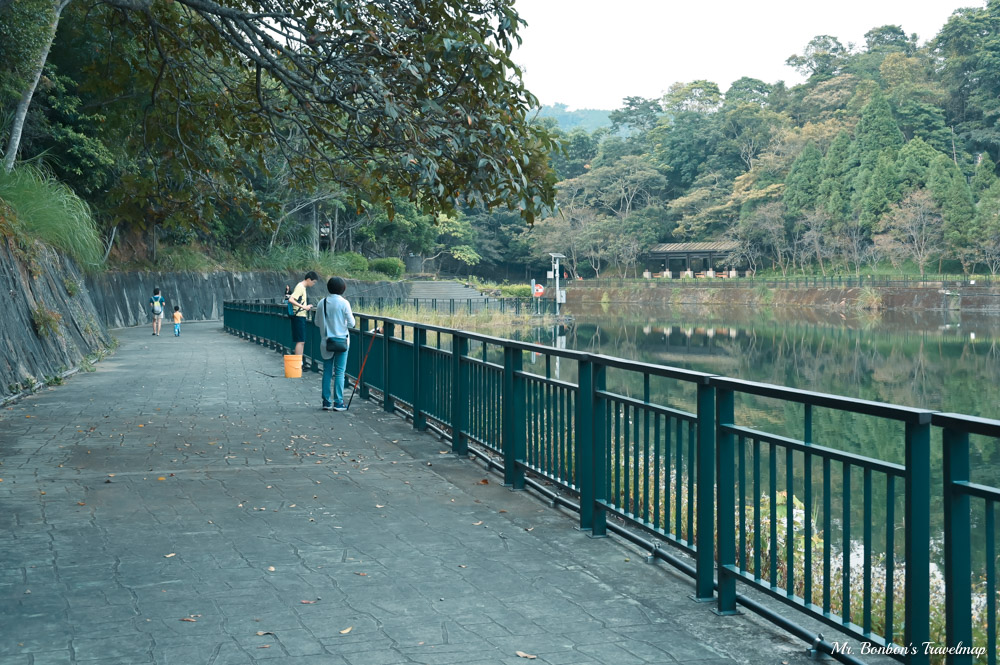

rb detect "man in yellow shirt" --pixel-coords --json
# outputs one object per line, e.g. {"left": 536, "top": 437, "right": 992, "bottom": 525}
{"left": 288, "top": 271, "right": 318, "bottom": 356}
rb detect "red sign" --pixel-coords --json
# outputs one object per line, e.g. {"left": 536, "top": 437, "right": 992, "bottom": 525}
{"left": 533, "top": 284, "right": 545, "bottom": 297}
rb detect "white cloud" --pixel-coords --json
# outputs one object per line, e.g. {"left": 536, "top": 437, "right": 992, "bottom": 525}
{"left": 513, "top": 0, "right": 982, "bottom": 110}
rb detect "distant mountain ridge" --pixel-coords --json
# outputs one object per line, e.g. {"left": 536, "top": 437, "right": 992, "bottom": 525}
{"left": 536, "top": 103, "right": 612, "bottom": 133}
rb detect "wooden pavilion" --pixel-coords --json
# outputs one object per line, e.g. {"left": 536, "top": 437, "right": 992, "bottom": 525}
{"left": 646, "top": 241, "right": 740, "bottom": 277}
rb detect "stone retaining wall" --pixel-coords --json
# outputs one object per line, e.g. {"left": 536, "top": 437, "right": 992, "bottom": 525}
{"left": 0, "top": 240, "right": 111, "bottom": 401}
{"left": 2, "top": 247, "right": 408, "bottom": 401}
{"left": 83, "top": 271, "right": 409, "bottom": 329}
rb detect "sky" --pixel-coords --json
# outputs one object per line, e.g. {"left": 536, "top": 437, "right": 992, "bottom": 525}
{"left": 512, "top": 0, "right": 984, "bottom": 111}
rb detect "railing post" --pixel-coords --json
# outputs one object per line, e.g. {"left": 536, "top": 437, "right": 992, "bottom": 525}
{"left": 577, "top": 358, "right": 595, "bottom": 531}
{"left": 382, "top": 322, "right": 395, "bottom": 413}
{"left": 359, "top": 318, "right": 371, "bottom": 401}
{"left": 715, "top": 384, "right": 739, "bottom": 614}
{"left": 904, "top": 419, "right": 931, "bottom": 665}
{"left": 451, "top": 335, "right": 468, "bottom": 456}
{"left": 502, "top": 345, "right": 525, "bottom": 489}
{"left": 694, "top": 380, "right": 716, "bottom": 602}
{"left": 942, "top": 425, "right": 973, "bottom": 664}
{"left": 413, "top": 327, "right": 427, "bottom": 431}
{"left": 591, "top": 363, "right": 608, "bottom": 537}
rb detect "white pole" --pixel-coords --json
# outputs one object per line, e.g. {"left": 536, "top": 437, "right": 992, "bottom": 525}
{"left": 554, "top": 257, "right": 560, "bottom": 316}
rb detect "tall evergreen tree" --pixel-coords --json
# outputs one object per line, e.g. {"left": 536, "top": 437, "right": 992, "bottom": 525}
{"left": 853, "top": 91, "right": 905, "bottom": 172}
{"left": 859, "top": 152, "right": 902, "bottom": 229}
{"left": 976, "top": 180, "right": 1000, "bottom": 274}
{"left": 897, "top": 137, "right": 942, "bottom": 193}
{"left": 971, "top": 153, "right": 998, "bottom": 200}
{"left": 929, "top": 155, "right": 977, "bottom": 270}
{"left": 817, "top": 131, "right": 856, "bottom": 224}
{"left": 782, "top": 142, "right": 823, "bottom": 219}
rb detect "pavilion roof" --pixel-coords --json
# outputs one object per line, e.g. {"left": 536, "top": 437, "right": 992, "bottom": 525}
{"left": 648, "top": 242, "right": 738, "bottom": 253}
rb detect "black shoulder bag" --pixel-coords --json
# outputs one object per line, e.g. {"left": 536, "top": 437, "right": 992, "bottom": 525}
{"left": 323, "top": 298, "right": 349, "bottom": 353}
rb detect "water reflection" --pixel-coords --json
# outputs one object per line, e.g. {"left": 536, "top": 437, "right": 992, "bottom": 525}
{"left": 530, "top": 305, "right": 1000, "bottom": 421}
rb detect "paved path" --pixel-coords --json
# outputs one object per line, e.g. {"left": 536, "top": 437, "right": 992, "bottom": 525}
{"left": 1, "top": 323, "right": 820, "bottom": 665}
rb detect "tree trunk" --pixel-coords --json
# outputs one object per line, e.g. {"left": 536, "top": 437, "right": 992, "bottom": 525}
{"left": 3, "top": 0, "right": 70, "bottom": 173}
{"left": 332, "top": 206, "right": 339, "bottom": 253}
{"left": 312, "top": 201, "right": 318, "bottom": 256}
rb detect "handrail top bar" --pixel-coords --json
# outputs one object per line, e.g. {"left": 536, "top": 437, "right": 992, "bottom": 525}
{"left": 354, "top": 312, "right": 714, "bottom": 379}
{"left": 363, "top": 315, "right": 716, "bottom": 381}
{"left": 586, "top": 353, "right": 714, "bottom": 383}
{"left": 723, "top": 424, "right": 907, "bottom": 474}
{"left": 711, "top": 376, "right": 936, "bottom": 423}
{"left": 933, "top": 412, "right": 1000, "bottom": 436}
{"left": 954, "top": 480, "right": 1000, "bottom": 501}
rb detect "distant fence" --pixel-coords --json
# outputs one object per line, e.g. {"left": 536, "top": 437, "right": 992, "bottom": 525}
{"left": 588, "top": 275, "right": 999, "bottom": 289}
{"left": 224, "top": 300, "right": 1000, "bottom": 665}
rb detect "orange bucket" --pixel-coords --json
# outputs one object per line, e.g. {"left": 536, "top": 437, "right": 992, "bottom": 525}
{"left": 283, "top": 354, "right": 302, "bottom": 378}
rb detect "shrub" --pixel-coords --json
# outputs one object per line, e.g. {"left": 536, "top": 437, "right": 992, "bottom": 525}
{"left": 498, "top": 284, "right": 531, "bottom": 298}
{"left": 368, "top": 257, "right": 405, "bottom": 279}
{"left": 857, "top": 286, "right": 883, "bottom": 311}
{"left": 334, "top": 251, "right": 368, "bottom": 274}
{"left": 32, "top": 301, "right": 62, "bottom": 339}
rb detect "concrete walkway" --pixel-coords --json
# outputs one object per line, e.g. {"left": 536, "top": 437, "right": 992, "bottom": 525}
{"left": 1, "top": 323, "right": 820, "bottom": 665}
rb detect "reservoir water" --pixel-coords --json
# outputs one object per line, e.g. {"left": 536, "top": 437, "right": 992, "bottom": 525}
{"left": 517, "top": 303, "right": 1000, "bottom": 479}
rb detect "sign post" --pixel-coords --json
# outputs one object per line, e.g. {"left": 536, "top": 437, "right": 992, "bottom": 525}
{"left": 549, "top": 253, "right": 566, "bottom": 316}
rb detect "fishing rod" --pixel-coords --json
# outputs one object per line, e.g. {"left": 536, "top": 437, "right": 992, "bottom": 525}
{"left": 347, "top": 323, "right": 382, "bottom": 410}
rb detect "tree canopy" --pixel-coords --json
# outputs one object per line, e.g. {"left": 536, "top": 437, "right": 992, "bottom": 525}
{"left": 1, "top": 0, "right": 558, "bottom": 226}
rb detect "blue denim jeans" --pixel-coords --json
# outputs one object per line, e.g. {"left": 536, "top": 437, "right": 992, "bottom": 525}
{"left": 322, "top": 351, "right": 348, "bottom": 406}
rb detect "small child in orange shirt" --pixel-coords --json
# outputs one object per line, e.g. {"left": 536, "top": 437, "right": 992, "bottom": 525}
{"left": 172, "top": 306, "right": 183, "bottom": 337}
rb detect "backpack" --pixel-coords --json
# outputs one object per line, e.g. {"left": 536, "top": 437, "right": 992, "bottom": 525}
{"left": 152, "top": 297, "right": 163, "bottom": 315}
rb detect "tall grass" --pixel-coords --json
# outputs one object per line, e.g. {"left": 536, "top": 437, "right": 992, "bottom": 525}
{"left": 0, "top": 165, "right": 104, "bottom": 270}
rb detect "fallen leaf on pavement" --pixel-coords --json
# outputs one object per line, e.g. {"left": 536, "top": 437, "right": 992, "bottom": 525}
{"left": 255, "top": 631, "right": 275, "bottom": 637}
{"left": 515, "top": 651, "right": 537, "bottom": 659}
{"left": 376, "top": 504, "right": 385, "bottom": 508}
{"left": 164, "top": 553, "right": 176, "bottom": 558}
{"left": 479, "top": 479, "right": 489, "bottom": 485}
{"left": 472, "top": 521, "right": 483, "bottom": 526}
{"left": 300, "top": 600, "right": 317, "bottom": 604}
{"left": 180, "top": 617, "right": 196, "bottom": 622}
{"left": 339, "top": 627, "right": 353, "bottom": 634}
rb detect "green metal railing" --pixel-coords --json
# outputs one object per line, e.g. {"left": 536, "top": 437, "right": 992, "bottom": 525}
{"left": 352, "top": 295, "right": 553, "bottom": 315}
{"left": 224, "top": 300, "right": 1000, "bottom": 665}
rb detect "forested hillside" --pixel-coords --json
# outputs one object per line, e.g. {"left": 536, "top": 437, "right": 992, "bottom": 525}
{"left": 535, "top": 5, "right": 1000, "bottom": 279}
{"left": 3, "top": 1, "right": 1000, "bottom": 282}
